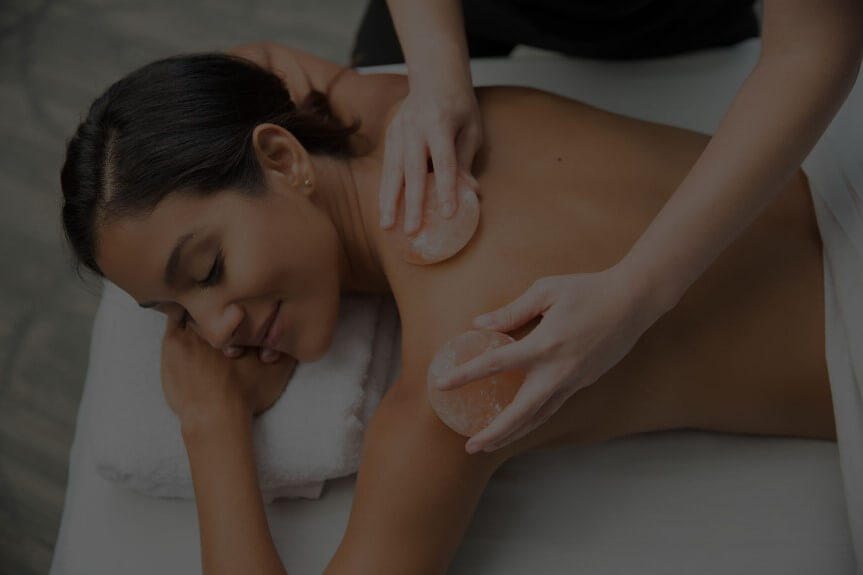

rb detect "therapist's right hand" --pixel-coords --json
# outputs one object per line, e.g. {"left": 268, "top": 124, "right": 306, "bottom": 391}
{"left": 379, "top": 77, "right": 483, "bottom": 235}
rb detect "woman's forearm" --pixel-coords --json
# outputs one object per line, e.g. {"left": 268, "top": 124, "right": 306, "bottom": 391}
{"left": 622, "top": 0, "right": 863, "bottom": 313}
{"left": 182, "top": 402, "right": 288, "bottom": 575}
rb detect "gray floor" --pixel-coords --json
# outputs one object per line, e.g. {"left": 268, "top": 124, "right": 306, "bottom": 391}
{"left": 0, "top": 2, "right": 365, "bottom": 573}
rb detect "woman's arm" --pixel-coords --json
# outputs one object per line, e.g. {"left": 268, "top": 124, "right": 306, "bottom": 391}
{"left": 623, "top": 0, "right": 863, "bottom": 312}
{"left": 324, "top": 374, "right": 507, "bottom": 574}
{"left": 182, "top": 403, "right": 288, "bottom": 575}
{"left": 181, "top": 371, "right": 507, "bottom": 575}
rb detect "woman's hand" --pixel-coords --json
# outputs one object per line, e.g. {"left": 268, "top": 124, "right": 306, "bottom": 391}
{"left": 432, "top": 264, "right": 665, "bottom": 454}
{"left": 379, "top": 78, "right": 483, "bottom": 235}
{"left": 161, "top": 319, "right": 297, "bottom": 424}
{"left": 223, "top": 342, "right": 283, "bottom": 364}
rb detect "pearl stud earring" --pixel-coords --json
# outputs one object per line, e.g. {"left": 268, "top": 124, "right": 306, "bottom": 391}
{"left": 303, "top": 177, "right": 312, "bottom": 187}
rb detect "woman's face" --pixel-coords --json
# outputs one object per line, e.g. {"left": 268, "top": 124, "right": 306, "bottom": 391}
{"left": 96, "top": 183, "right": 343, "bottom": 362}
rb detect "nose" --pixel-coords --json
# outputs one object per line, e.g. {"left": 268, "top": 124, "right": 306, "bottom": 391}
{"left": 187, "top": 300, "right": 243, "bottom": 351}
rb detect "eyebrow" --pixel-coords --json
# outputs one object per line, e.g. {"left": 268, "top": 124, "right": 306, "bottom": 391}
{"left": 137, "top": 230, "right": 198, "bottom": 309}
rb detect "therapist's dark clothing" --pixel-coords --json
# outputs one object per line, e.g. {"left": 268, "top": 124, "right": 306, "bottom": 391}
{"left": 351, "top": 0, "right": 760, "bottom": 67}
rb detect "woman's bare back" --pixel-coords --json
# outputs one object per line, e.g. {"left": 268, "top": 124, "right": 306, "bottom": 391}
{"left": 376, "top": 85, "right": 835, "bottom": 452}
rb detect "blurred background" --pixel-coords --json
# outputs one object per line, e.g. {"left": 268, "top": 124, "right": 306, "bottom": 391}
{"left": 0, "top": 1, "right": 368, "bottom": 573}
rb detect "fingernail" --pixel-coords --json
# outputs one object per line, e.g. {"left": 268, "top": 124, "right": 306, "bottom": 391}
{"left": 435, "top": 376, "right": 450, "bottom": 390}
{"left": 380, "top": 212, "right": 392, "bottom": 228}
{"left": 474, "top": 315, "right": 491, "bottom": 328}
{"left": 225, "top": 345, "right": 242, "bottom": 358}
{"left": 466, "top": 442, "right": 480, "bottom": 454}
{"left": 261, "top": 348, "right": 279, "bottom": 362}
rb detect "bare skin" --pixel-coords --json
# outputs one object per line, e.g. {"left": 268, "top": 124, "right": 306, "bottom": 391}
{"left": 323, "top": 83, "right": 834, "bottom": 575}
{"left": 104, "top": 44, "right": 836, "bottom": 574}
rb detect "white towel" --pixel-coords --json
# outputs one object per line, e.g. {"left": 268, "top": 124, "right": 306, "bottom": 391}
{"left": 803, "top": 73, "right": 863, "bottom": 569}
{"left": 89, "top": 280, "right": 400, "bottom": 502}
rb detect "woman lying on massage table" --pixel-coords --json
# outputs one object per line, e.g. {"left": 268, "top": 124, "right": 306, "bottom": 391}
{"left": 60, "top": 42, "right": 838, "bottom": 574}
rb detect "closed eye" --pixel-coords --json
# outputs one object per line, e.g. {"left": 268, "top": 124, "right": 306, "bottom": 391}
{"left": 199, "top": 248, "right": 223, "bottom": 288}
{"left": 179, "top": 249, "right": 224, "bottom": 328}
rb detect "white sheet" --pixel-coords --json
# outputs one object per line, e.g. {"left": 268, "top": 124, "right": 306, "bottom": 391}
{"left": 50, "top": 39, "right": 857, "bottom": 574}
{"left": 803, "top": 67, "right": 863, "bottom": 571}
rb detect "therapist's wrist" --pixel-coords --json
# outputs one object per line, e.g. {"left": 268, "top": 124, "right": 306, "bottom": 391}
{"left": 614, "top": 257, "right": 682, "bottom": 321}
{"left": 407, "top": 54, "right": 472, "bottom": 96}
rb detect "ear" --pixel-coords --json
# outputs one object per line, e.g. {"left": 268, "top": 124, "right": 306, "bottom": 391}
{"left": 251, "top": 123, "right": 315, "bottom": 195}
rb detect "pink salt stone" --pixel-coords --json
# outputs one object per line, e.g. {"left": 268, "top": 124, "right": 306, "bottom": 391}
{"left": 388, "top": 181, "right": 480, "bottom": 264}
{"left": 427, "top": 330, "right": 526, "bottom": 437}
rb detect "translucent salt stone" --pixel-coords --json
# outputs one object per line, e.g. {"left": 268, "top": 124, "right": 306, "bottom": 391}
{"left": 388, "top": 184, "right": 480, "bottom": 265}
{"left": 427, "top": 330, "right": 526, "bottom": 437}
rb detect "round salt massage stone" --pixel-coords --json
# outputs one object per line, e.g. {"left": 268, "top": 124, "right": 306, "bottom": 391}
{"left": 389, "top": 183, "right": 480, "bottom": 264}
{"left": 427, "top": 330, "right": 526, "bottom": 437}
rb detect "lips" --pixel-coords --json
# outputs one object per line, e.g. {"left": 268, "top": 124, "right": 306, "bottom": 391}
{"left": 255, "top": 301, "right": 281, "bottom": 347}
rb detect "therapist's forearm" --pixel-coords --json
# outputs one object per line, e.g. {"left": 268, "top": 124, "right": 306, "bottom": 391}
{"left": 623, "top": 10, "right": 862, "bottom": 314}
{"left": 385, "top": 0, "right": 472, "bottom": 89}
{"left": 182, "top": 402, "right": 288, "bottom": 575}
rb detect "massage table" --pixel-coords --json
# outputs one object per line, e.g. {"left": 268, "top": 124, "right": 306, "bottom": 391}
{"left": 50, "top": 39, "right": 858, "bottom": 574}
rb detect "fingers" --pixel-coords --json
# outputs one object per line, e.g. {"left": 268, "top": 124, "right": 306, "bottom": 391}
{"left": 260, "top": 348, "right": 280, "bottom": 363}
{"left": 455, "top": 117, "right": 483, "bottom": 179}
{"left": 223, "top": 344, "right": 245, "bottom": 358}
{"left": 464, "top": 381, "right": 549, "bottom": 453}
{"left": 473, "top": 280, "right": 550, "bottom": 332}
{"left": 379, "top": 122, "right": 405, "bottom": 229}
{"left": 223, "top": 344, "right": 280, "bottom": 364}
{"left": 403, "top": 135, "right": 427, "bottom": 235}
{"left": 428, "top": 129, "right": 459, "bottom": 219}
{"left": 478, "top": 387, "right": 568, "bottom": 453}
{"left": 434, "top": 338, "right": 533, "bottom": 391}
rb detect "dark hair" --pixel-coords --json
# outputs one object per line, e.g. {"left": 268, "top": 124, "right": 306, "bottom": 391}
{"left": 60, "top": 52, "right": 359, "bottom": 279}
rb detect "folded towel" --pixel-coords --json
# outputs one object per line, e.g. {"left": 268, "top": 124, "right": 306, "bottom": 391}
{"left": 89, "top": 280, "right": 400, "bottom": 502}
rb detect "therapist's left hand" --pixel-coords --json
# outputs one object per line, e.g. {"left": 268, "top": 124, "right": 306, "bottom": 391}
{"left": 433, "top": 263, "right": 664, "bottom": 454}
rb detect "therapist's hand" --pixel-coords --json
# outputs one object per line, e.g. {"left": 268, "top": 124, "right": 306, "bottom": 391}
{"left": 433, "top": 264, "right": 664, "bottom": 454}
{"left": 379, "top": 77, "right": 483, "bottom": 235}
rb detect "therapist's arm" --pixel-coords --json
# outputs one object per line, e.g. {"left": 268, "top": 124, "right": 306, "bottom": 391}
{"left": 385, "top": 0, "right": 472, "bottom": 90}
{"left": 227, "top": 42, "right": 358, "bottom": 111}
{"left": 379, "top": 0, "right": 482, "bottom": 232}
{"left": 625, "top": 0, "right": 863, "bottom": 313}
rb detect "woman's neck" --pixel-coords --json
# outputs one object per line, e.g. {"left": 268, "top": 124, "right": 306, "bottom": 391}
{"left": 310, "top": 152, "right": 391, "bottom": 296}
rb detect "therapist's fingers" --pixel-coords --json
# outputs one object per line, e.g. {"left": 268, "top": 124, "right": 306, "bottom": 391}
{"left": 379, "top": 117, "right": 405, "bottom": 229}
{"left": 455, "top": 117, "right": 483, "bottom": 180}
{"left": 473, "top": 279, "right": 551, "bottom": 333}
{"left": 434, "top": 337, "right": 534, "bottom": 391}
{"left": 403, "top": 135, "right": 428, "bottom": 235}
{"left": 465, "top": 382, "right": 550, "bottom": 453}
{"left": 481, "top": 387, "right": 568, "bottom": 452}
{"left": 428, "top": 128, "right": 459, "bottom": 219}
